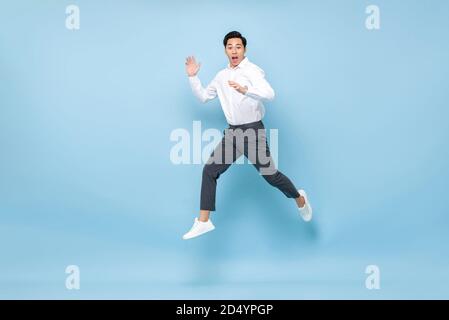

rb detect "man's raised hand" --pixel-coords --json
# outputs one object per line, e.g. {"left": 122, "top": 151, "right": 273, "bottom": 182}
{"left": 185, "top": 56, "right": 201, "bottom": 77}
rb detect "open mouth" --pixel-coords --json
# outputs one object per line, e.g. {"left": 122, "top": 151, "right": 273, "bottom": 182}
{"left": 231, "top": 56, "right": 239, "bottom": 63}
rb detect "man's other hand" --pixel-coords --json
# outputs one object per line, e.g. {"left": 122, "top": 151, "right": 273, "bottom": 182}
{"left": 185, "top": 56, "right": 201, "bottom": 77}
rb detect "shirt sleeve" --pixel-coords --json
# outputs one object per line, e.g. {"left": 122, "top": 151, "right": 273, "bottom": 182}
{"left": 188, "top": 75, "right": 218, "bottom": 103}
{"left": 244, "top": 66, "right": 275, "bottom": 101}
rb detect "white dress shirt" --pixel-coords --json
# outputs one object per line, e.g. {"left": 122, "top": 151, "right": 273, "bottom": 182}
{"left": 188, "top": 57, "right": 275, "bottom": 125}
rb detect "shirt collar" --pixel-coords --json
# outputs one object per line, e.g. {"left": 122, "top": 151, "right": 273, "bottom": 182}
{"left": 227, "top": 56, "right": 249, "bottom": 70}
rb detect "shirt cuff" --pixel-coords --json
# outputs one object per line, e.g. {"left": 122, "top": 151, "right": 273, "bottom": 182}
{"left": 245, "top": 86, "right": 258, "bottom": 99}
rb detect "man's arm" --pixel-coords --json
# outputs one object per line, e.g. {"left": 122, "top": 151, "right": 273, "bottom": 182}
{"left": 243, "top": 66, "right": 275, "bottom": 101}
{"left": 185, "top": 56, "right": 217, "bottom": 103}
{"left": 188, "top": 75, "right": 218, "bottom": 103}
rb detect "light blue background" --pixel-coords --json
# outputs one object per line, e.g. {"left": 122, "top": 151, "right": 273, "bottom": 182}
{"left": 1, "top": 0, "right": 448, "bottom": 299}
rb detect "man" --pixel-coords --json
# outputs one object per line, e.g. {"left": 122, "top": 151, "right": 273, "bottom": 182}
{"left": 182, "top": 31, "right": 312, "bottom": 240}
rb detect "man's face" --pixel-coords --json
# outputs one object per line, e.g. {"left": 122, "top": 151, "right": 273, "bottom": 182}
{"left": 225, "top": 38, "right": 246, "bottom": 68}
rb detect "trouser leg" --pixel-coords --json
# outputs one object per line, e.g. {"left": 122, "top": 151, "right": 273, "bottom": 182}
{"left": 235, "top": 123, "right": 300, "bottom": 199}
{"left": 200, "top": 129, "right": 243, "bottom": 211}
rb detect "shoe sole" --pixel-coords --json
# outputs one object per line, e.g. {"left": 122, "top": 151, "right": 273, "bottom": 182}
{"left": 298, "top": 189, "right": 312, "bottom": 222}
{"left": 182, "top": 225, "right": 215, "bottom": 240}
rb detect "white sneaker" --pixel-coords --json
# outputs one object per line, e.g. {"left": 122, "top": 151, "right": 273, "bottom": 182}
{"left": 297, "top": 189, "right": 313, "bottom": 222}
{"left": 182, "top": 218, "right": 215, "bottom": 240}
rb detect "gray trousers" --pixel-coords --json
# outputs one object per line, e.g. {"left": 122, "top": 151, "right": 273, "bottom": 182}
{"left": 200, "top": 120, "right": 300, "bottom": 211}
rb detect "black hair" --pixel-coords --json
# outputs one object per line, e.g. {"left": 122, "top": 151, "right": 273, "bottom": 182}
{"left": 223, "top": 31, "right": 247, "bottom": 48}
